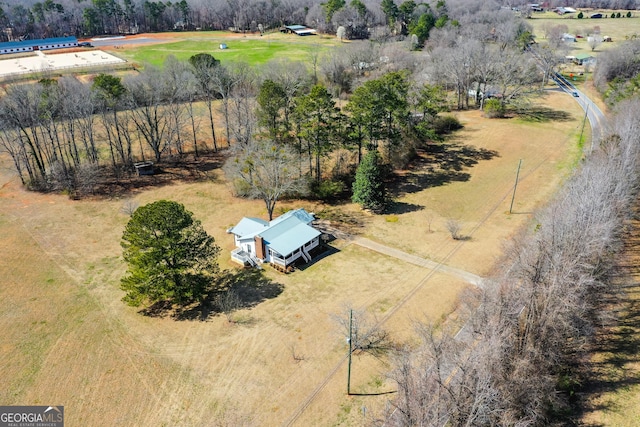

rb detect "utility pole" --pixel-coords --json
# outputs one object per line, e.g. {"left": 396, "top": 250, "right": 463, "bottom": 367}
{"left": 509, "top": 159, "right": 522, "bottom": 214}
{"left": 347, "top": 309, "right": 353, "bottom": 395}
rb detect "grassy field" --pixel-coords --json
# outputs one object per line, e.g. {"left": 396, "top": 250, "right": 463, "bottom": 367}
{"left": 528, "top": 11, "right": 640, "bottom": 57}
{"left": 108, "top": 31, "right": 340, "bottom": 68}
{"left": 580, "top": 213, "right": 640, "bottom": 427}
{"left": 0, "top": 87, "right": 586, "bottom": 425}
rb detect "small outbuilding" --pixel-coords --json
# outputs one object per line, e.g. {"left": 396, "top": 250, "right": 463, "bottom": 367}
{"left": 280, "top": 25, "right": 317, "bottom": 36}
{"left": 134, "top": 161, "right": 154, "bottom": 176}
{"left": 574, "top": 53, "right": 596, "bottom": 66}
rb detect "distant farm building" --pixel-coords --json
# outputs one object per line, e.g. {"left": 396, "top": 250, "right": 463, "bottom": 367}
{"left": 0, "top": 36, "right": 78, "bottom": 55}
{"left": 574, "top": 53, "right": 596, "bottom": 66}
{"left": 228, "top": 209, "right": 322, "bottom": 272}
{"left": 280, "top": 25, "right": 317, "bottom": 36}
{"left": 555, "top": 7, "right": 576, "bottom": 14}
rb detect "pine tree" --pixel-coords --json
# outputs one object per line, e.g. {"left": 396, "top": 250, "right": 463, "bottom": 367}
{"left": 120, "top": 200, "right": 220, "bottom": 308}
{"left": 352, "top": 150, "right": 387, "bottom": 212}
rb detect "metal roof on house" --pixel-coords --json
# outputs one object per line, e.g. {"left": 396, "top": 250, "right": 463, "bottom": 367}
{"left": 228, "top": 217, "right": 268, "bottom": 238}
{"left": 294, "top": 29, "right": 316, "bottom": 36}
{"left": 270, "top": 208, "right": 315, "bottom": 226}
{"left": 285, "top": 25, "right": 307, "bottom": 30}
{"left": 575, "top": 53, "right": 594, "bottom": 60}
{"left": 261, "top": 216, "right": 321, "bottom": 256}
{"left": 0, "top": 36, "right": 78, "bottom": 50}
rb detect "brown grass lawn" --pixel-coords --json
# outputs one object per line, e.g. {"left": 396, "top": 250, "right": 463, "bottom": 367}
{"left": 0, "top": 90, "right": 584, "bottom": 426}
{"left": 580, "top": 211, "right": 640, "bottom": 427}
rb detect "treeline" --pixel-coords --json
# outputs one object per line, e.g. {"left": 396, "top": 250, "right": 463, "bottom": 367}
{"left": 380, "top": 103, "right": 640, "bottom": 424}
{"left": 0, "top": 49, "right": 455, "bottom": 195}
{"left": 593, "top": 39, "right": 640, "bottom": 103}
{"left": 0, "top": 3, "right": 544, "bottom": 196}
{"left": 1, "top": 0, "right": 637, "bottom": 42}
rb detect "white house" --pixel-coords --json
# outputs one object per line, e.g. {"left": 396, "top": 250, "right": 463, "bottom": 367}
{"left": 228, "top": 209, "right": 321, "bottom": 272}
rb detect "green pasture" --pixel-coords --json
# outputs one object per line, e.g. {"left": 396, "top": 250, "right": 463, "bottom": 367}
{"left": 528, "top": 11, "right": 640, "bottom": 56}
{"left": 118, "top": 32, "right": 339, "bottom": 68}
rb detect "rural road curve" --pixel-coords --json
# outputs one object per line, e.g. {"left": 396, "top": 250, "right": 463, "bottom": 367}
{"left": 350, "top": 236, "right": 485, "bottom": 288}
{"left": 552, "top": 71, "right": 607, "bottom": 143}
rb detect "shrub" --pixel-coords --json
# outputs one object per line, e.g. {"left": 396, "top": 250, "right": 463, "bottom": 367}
{"left": 577, "top": 11, "right": 583, "bottom": 19}
{"left": 446, "top": 218, "right": 462, "bottom": 240}
{"left": 433, "top": 114, "right": 463, "bottom": 134}
{"left": 484, "top": 98, "right": 506, "bottom": 118}
{"left": 309, "top": 179, "right": 347, "bottom": 201}
{"left": 385, "top": 215, "right": 399, "bottom": 223}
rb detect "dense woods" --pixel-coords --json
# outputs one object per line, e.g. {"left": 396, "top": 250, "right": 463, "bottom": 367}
{"left": 593, "top": 39, "right": 640, "bottom": 103}
{"left": 0, "top": 0, "right": 637, "bottom": 41}
{"left": 0, "top": 57, "right": 453, "bottom": 195}
{"left": 0, "top": 0, "right": 547, "bottom": 197}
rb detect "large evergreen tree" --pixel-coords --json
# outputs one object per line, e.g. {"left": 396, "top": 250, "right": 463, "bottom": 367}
{"left": 352, "top": 150, "right": 386, "bottom": 212}
{"left": 120, "top": 200, "right": 220, "bottom": 308}
{"left": 294, "top": 84, "right": 344, "bottom": 182}
{"left": 257, "top": 79, "right": 287, "bottom": 143}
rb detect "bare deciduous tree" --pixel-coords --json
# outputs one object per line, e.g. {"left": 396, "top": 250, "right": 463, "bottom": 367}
{"left": 382, "top": 99, "right": 640, "bottom": 426}
{"left": 216, "top": 289, "right": 241, "bottom": 322}
{"left": 333, "top": 307, "right": 392, "bottom": 357}
{"left": 588, "top": 34, "right": 603, "bottom": 52}
{"left": 125, "top": 67, "right": 172, "bottom": 162}
{"left": 224, "top": 139, "right": 307, "bottom": 220}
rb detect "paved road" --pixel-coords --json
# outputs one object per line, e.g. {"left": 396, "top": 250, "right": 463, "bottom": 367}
{"left": 551, "top": 72, "right": 607, "bottom": 145}
{"left": 89, "top": 36, "right": 165, "bottom": 47}
{"left": 528, "top": 47, "right": 607, "bottom": 145}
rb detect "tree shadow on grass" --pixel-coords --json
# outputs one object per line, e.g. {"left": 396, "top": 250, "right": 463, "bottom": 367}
{"left": 572, "top": 238, "right": 640, "bottom": 427}
{"left": 141, "top": 269, "right": 284, "bottom": 321}
{"left": 511, "top": 106, "right": 574, "bottom": 123}
{"left": 80, "top": 150, "right": 228, "bottom": 200}
{"left": 295, "top": 244, "right": 340, "bottom": 271}
{"left": 385, "top": 201, "right": 424, "bottom": 214}
{"left": 572, "top": 285, "right": 640, "bottom": 426}
{"left": 390, "top": 143, "right": 498, "bottom": 198}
